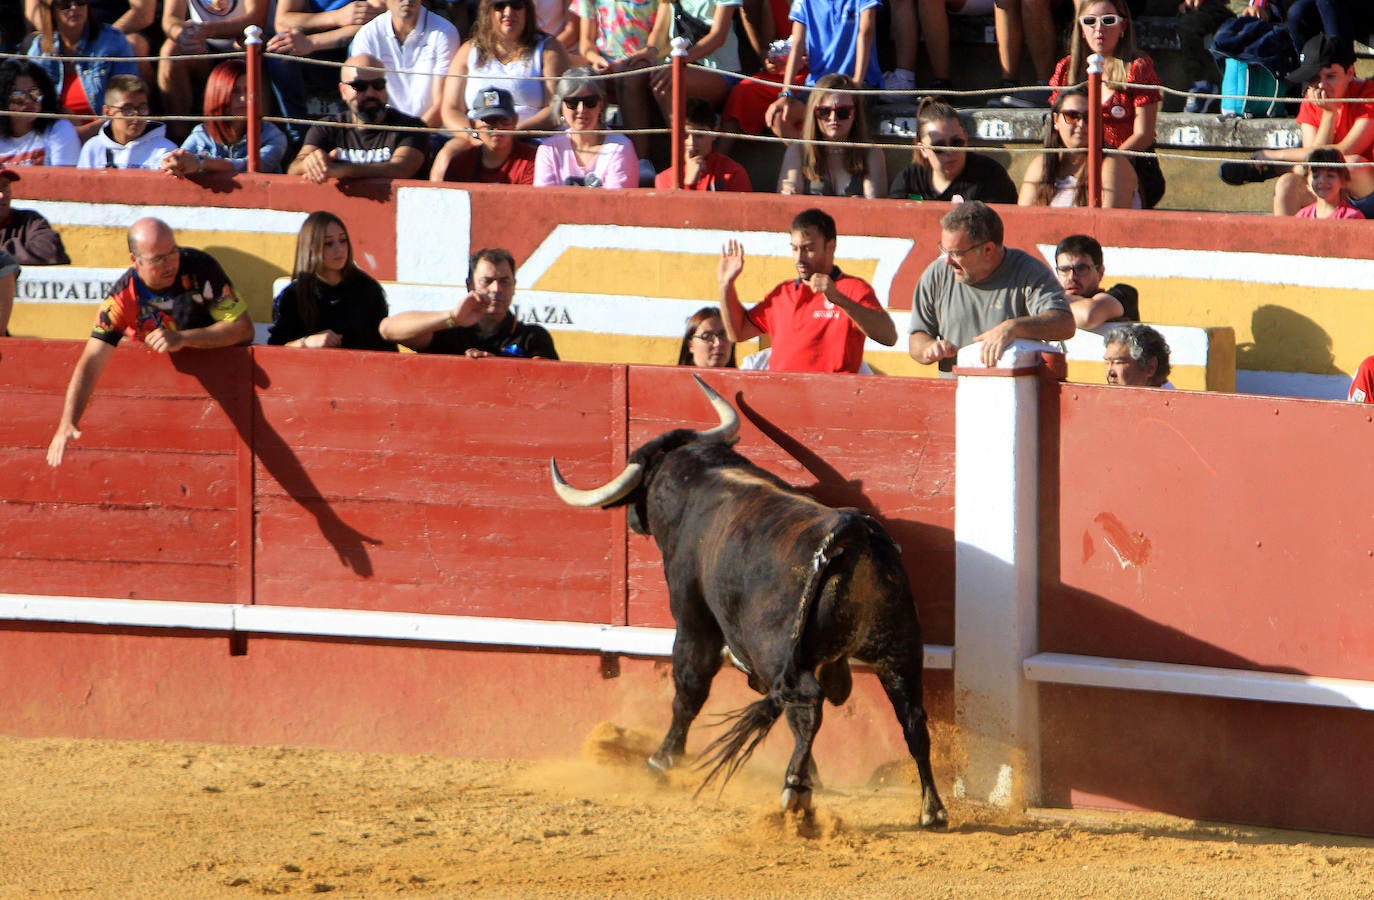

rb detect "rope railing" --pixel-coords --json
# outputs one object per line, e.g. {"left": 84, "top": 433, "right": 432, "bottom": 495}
{"left": 9, "top": 27, "right": 1369, "bottom": 202}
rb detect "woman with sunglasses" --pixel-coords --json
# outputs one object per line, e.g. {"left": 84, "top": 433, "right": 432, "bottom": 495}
{"left": 1018, "top": 87, "right": 1138, "bottom": 208}
{"left": 888, "top": 97, "right": 1016, "bottom": 203}
{"left": 27, "top": 0, "right": 137, "bottom": 143}
{"left": 776, "top": 73, "right": 884, "bottom": 198}
{"left": 1048, "top": 0, "right": 1164, "bottom": 207}
{"left": 160, "top": 59, "right": 288, "bottom": 177}
{"left": 268, "top": 211, "right": 396, "bottom": 351}
{"left": 676, "top": 306, "right": 737, "bottom": 367}
{"left": 533, "top": 67, "right": 638, "bottom": 188}
{"left": 440, "top": 0, "right": 570, "bottom": 142}
{"left": 0, "top": 59, "right": 79, "bottom": 167}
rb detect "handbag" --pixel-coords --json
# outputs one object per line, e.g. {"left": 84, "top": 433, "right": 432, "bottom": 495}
{"left": 672, "top": 0, "right": 713, "bottom": 46}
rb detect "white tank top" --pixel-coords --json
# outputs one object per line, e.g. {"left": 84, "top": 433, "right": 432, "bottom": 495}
{"left": 463, "top": 36, "right": 549, "bottom": 122}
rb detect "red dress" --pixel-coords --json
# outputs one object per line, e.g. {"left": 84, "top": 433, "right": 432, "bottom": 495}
{"left": 1050, "top": 55, "right": 1162, "bottom": 149}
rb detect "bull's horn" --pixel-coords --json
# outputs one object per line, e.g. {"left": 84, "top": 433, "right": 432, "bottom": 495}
{"left": 692, "top": 374, "right": 740, "bottom": 444}
{"left": 550, "top": 458, "right": 645, "bottom": 508}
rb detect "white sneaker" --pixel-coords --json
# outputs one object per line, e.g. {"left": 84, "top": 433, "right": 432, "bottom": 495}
{"left": 884, "top": 69, "right": 916, "bottom": 96}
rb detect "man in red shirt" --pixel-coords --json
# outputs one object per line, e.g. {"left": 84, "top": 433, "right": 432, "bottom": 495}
{"left": 655, "top": 98, "right": 752, "bottom": 192}
{"left": 718, "top": 207, "right": 896, "bottom": 373}
{"left": 431, "top": 87, "right": 537, "bottom": 185}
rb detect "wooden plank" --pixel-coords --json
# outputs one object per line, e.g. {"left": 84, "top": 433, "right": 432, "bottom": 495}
{"left": 2, "top": 504, "right": 240, "bottom": 566}
{"left": 0, "top": 450, "right": 238, "bottom": 508}
{"left": 0, "top": 559, "right": 235, "bottom": 602}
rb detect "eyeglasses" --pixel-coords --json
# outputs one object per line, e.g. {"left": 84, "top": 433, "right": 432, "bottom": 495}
{"left": 135, "top": 246, "right": 180, "bottom": 267}
{"left": 1057, "top": 108, "right": 1087, "bottom": 123}
{"left": 693, "top": 331, "right": 729, "bottom": 344}
{"left": 107, "top": 102, "right": 150, "bottom": 116}
{"left": 8, "top": 88, "right": 43, "bottom": 105}
{"left": 1078, "top": 13, "right": 1123, "bottom": 28}
{"left": 1055, "top": 262, "right": 1095, "bottom": 275}
{"left": 926, "top": 136, "right": 967, "bottom": 153}
{"left": 815, "top": 105, "right": 854, "bottom": 121}
{"left": 563, "top": 94, "right": 602, "bottom": 110}
{"left": 53, "top": 0, "right": 89, "bottom": 10}
{"left": 344, "top": 77, "right": 387, "bottom": 93}
{"left": 938, "top": 242, "right": 985, "bottom": 261}
{"left": 492, "top": 0, "right": 526, "bottom": 10}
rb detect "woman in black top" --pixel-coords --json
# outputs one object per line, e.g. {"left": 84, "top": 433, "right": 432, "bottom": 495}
{"left": 268, "top": 211, "right": 395, "bottom": 351}
{"left": 888, "top": 98, "right": 1017, "bottom": 204}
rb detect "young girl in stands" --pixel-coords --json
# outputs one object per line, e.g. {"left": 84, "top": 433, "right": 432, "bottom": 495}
{"left": 1049, "top": 0, "right": 1164, "bottom": 208}
{"left": 1295, "top": 146, "right": 1366, "bottom": 220}
{"left": 888, "top": 97, "right": 1016, "bottom": 203}
{"left": 269, "top": 212, "right": 397, "bottom": 351}
{"left": 776, "top": 73, "right": 884, "bottom": 198}
{"left": 1018, "top": 87, "right": 1139, "bottom": 209}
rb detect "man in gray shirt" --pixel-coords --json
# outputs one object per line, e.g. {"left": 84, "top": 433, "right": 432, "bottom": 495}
{"left": 908, "top": 201, "right": 1074, "bottom": 370}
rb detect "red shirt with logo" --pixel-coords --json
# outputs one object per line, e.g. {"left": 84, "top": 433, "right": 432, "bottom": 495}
{"left": 744, "top": 270, "right": 882, "bottom": 373}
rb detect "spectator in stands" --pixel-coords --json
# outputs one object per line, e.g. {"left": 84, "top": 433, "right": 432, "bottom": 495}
{"left": 379, "top": 247, "right": 560, "bottom": 358}
{"left": 1348, "top": 354, "right": 1374, "bottom": 403}
{"left": 988, "top": 0, "right": 1058, "bottom": 108}
{"left": 268, "top": 211, "right": 396, "bottom": 351}
{"left": 721, "top": 37, "right": 804, "bottom": 138}
{"left": 0, "top": 247, "right": 15, "bottom": 337}
{"left": 24, "top": 1, "right": 156, "bottom": 65}
{"left": 1290, "top": 145, "right": 1365, "bottom": 219}
{"left": 287, "top": 54, "right": 430, "bottom": 183}
{"left": 576, "top": 0, "right": 669, "bottom": 159}
{"left": 45, "top": 217, "right": 255, "bottom": 467}
{"left": 440, "top": 0, "right": 570, "bottom": 143}
{"left": 533, "top": 0, "right": 582, "bottom": 58}
{"left": 267, "top": 0, "right": 388, "bottom": 145}
{"left": 27, "top": 0, "right": 137, "bottom": 143}
{"left": 719, "top": 206, "right": 897, "bottom": 373}
{"left": 888, "top": 98, "right": 1017, "bottom": 203}
{"left": 1050, "top": 0, "right": 1165, "bottom": 207}
{"left": 1133, "top": 0, "right": 1233, "bottom": 114}
{"left": 1018, "top": 87, "right": 1141, "bottom": 208}
{"left": 533, "top": 67, "right": 639, "bottom": 188}
{"left": 908, "top": 201, "right": 1072, "bottom": 370}
{"left": 432, "top": 86, "right": 538, "bottom": 183}
{"left": 777, "top": 73, "right": 885, "bottom": 197}
{"left": 77, "top": 74, "right": 178, "bottom": 169}
{"left": 647, "top": 0, "right": 743, "bottom": 123}
{"left": 1104, "top": 322, "right": 1171, "bottom": 387}
{"left": 350, "top": 0, "right": 459, "bottom": 128}
{"left": 158, "top": 0, "right": 271, "bottom": 143}
{"left": 0, "top": 167, "right": 71, "bottom": 265}
{"left": 1054, "top": 233, "right": 1139, "bottom": 329}
{"left": 1222, "top": 36, "right": 1374, "bottom": 216}
{"left": 765, "top": 0, "right": 883, "bottom": 139}
{"left": 677, "top": 306, "right": 737, "bottom": 366}
{"left": 891, "top": 0, "right": 996, "bottom": 98}
{"left": 0, "top": 60, "right": 80, "bottom": 167}
{"left": 160, "top": 59, "right": 289, "bottom": 177}
{"left": 1281, "top": 0, "right": 1374, "bottom": 64}
{"left": 655, "top": 97, "right": 752, "bottom": 190}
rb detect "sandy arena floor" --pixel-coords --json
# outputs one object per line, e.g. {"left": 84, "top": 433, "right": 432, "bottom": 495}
{"left": 3, "top": 726, "right": 1373, "bottom": 899}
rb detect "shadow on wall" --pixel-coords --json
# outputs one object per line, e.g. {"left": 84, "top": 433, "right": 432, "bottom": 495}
{"left": 1236, "top": 304, "right": 1341, "bottom": 375}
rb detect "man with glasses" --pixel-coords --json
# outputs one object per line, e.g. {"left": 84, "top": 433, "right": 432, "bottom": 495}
{"left": 719, "top": 207, "right": 896, "bottom": 373}
{"left": 1054, "top": 233, "right": 1138, "bottom": 330}
{"left": 431, "top": 87, "right": 537, "bottom": 184}
{"left": 288, "top": 53, "right": 428, "bottom": 184}
{"left": 46, "top": 217, "right": 254, "bottom": 467}
{"left": 75, "top": 74, "right": 176, "bottom": 169}
{"left": 908, "top": 200, "right": 1072, "bottom": 370}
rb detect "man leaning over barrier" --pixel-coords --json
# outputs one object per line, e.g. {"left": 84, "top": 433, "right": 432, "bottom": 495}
{"left": 46, "top": 217, "right": 254, "bottom": 467}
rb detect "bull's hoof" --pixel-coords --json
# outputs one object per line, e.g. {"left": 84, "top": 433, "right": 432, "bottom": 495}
{"left": 780, "top": 786, "right": 813, "bottom": 813}
{"left": 920, "top": 805, "right": 949, "bottom": 829}
{"left": 646, "top": 754, "right": 674, "bottom": 778}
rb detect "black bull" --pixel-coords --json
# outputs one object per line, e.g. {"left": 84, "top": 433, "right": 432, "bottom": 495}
{"left": 551, "top": 375, "right": 947, "bottom": 827}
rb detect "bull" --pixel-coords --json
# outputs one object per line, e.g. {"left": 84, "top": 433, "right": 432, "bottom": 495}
{"left": 550, "top": 375, "right": 947, "bottom": 827}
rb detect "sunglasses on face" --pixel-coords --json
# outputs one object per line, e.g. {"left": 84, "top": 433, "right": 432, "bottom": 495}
{"left": 926, "top": 136, "right": 967, "bottom": 152}
{"left": 815, "top": 105, "right": 854, "bottom": 121}
{"left": 8, "top": 88, "right": 43, "bottom": 105}
{"left": 1078, "top": 13, "right": 1123, "bottom": 28}
{"left": 563, "top": 94, "right": 602, "bottom": 110}
{"left": 344, "top": 77, "right": 387, "bottom": 93}
{"left": 53, "top": 0, "right": 89, "bottom": 9}
{"left": 492, "top": 0, "right": 526, "bottom": 10}
{"left": 1057, "top": 108, "right": 1087, "bottom": 123}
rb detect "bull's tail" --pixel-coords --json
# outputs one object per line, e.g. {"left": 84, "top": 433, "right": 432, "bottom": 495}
{"left": 693, "top": 515, "right": 857, "bottom": 798}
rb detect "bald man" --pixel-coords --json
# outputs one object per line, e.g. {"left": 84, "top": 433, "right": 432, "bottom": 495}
{"left": 288, "top": 53, "right": 429, "bottom": 184}
{"left": 46, "top": 217, "right": 254, "bottom": 467}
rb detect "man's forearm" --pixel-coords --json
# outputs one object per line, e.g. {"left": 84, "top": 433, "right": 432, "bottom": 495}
{"left": 379, "top": 310, "right": 449, "bottom": 343}
{"left": 181, "top": 315, "right": 255, "bottom": 349}
{"left": 1014, "top": 309, "right": 1076, "bottom": 342}
{"left": 718, "top": 283, "right": 748, "bottom": 342}
{"left": 833, "top": 294, "right": 896, "bottom": 346}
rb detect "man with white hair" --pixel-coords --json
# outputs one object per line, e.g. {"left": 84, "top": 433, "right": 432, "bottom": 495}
{"left": 1104, "top": 323, "right": 1173, "bottom": 389}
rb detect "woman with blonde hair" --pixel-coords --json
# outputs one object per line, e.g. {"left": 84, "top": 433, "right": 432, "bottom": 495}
{"left": 777, "top": 73, "right": 885, "bottom": 198}
{"left": 268, "top": 212, "right": 395, "bottom": 351}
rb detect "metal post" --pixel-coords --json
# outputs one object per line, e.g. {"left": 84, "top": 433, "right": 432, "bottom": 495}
{"left": 244, "top": 25, "right": 264, "bottom": 175}
{"left": 1086, "top": 52, "right": 1103, "bottom": 208}
{"left": 669, "top": 37, "right": 689, "bottom": 189}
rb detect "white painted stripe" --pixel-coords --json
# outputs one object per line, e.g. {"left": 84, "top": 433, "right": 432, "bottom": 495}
{"left": 1024, "top": 652, "right": 1374, "bottom": 711}
{"left": 1236, "top": 369, "right": 1350, "bottom": 400}
{"left": 0, "top": 594, "right": 955, "bottom": 669}
{"left": 396, "top": 187, "right": 471, "bottom": 286}
{"left": 1035, "top": 243, "right": 1374, "bottom": 289}
{"left": 1064, "top": 323, "right": 1212, "bottom": 366}
{"left": 38, "top": 201, "right": 308, "bottom": 233}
